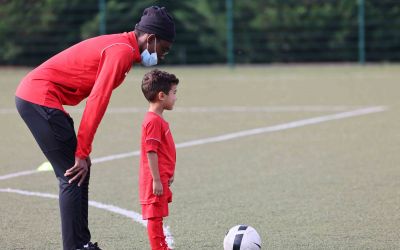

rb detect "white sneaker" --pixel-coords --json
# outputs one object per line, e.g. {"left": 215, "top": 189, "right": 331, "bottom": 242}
{"left": 164, "top": 225, "right": 175, "bottom": 249}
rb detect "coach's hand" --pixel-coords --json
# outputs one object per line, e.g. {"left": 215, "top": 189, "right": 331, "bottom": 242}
{"left": 86, "top": 156, "right": 92, "bottom": 168}
{"left": 65, "top": 156, "right": 89, "bottom": 187}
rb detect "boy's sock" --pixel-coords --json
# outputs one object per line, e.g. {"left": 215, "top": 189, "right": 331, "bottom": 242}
{"left": 147, "top": 217, "right": 169, "bottom": 250}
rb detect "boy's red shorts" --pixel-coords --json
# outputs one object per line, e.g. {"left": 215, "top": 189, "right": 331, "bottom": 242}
{"left": 142, "top": 201, "right": 169, "bottom": 220}
{"left": 141, "top": 184, "right": 172, "bottom": 220}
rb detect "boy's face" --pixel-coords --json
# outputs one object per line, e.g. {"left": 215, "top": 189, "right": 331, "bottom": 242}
{"left": 163, "top": 84, "right": 178, "bottom": 110}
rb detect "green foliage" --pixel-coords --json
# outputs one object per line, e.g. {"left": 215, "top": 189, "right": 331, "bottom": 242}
{"left": 0, "top": 0, "right": 98, "bottom": 65}
{"left": 0, "top": 0, "right": 399, "bottom": 65}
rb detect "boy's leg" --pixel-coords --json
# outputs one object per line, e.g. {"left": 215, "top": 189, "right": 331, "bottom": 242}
{"left": 15, "top": 97, "right": 91, "bottom": 250}
{"left": 147, "top": 217, "right": 169, "bottom": 250}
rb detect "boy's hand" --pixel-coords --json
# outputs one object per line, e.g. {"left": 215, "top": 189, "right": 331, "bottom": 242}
{"left": 153, "top": 179, "right": 163, "bottom": 196}
{"left": 168, "top": 175, "right": 174, "bottom": 186}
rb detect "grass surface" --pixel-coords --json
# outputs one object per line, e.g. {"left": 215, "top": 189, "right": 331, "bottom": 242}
{"left": 1, "top": 65, "right": 399, "bottom": 249}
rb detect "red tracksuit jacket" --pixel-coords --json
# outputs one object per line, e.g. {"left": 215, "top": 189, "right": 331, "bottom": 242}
{"left": 16, "top": 32, "right": 142, "bottom": 158}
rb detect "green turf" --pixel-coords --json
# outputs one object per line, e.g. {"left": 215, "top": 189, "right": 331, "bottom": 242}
{"left": 1, "top": 65, "right": 400, "bottom": 249}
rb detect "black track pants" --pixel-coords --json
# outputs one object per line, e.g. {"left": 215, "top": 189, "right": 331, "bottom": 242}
{"left": 15, "top": 96, "right": 91, "bottom": 250}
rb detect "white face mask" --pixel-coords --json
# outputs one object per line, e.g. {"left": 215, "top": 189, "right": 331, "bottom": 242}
{"left": 141, "top": 38, "right": 158, "bottom": 67}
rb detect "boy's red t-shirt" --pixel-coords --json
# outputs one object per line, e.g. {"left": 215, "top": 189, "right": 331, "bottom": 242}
{"left": 139, "top": 112, "right": 176, "bottom": 206}
{"left": 15, "top": 32, "right": 141, "bottom": 158}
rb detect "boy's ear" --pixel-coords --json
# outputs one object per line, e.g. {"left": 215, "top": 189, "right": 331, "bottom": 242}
{"left": 158, "top": 91, "right": 166, "bottom": 101}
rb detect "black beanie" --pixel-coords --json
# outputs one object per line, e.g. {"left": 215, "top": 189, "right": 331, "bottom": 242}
{"left": 135, "top": 6, "right": 176, "bottom": 42}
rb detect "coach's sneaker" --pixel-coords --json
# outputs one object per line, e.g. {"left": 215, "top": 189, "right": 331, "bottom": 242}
{"left": 78, "top": 242, "right": 102, "bottom": 250}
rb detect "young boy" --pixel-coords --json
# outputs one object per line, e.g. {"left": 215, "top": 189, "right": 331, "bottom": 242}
{"left": 139, "top": 69, "right": 179, "bottom": 250}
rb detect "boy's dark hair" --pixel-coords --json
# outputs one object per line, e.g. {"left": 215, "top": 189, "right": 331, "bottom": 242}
{"left": 141, "top": 69, "right": 179, "bottom": 102}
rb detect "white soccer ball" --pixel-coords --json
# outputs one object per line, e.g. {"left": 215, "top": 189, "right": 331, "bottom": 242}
{"left": 223, "top": 225, "right": 261, "bottom": 250}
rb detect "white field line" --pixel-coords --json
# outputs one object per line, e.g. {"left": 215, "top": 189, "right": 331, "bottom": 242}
{"left": 0, "top": 188, "right": 174, "bottom": 248}
{"left": 0, "top": 170, "right": 39, "bottom": 181}
{"left": 92, "top": 151, "right": 140, "bottom": 164}
{"left": 91, "top": 106, "right": 387, "bottom": 163}
{"left": 0, "top": 106, "right": 387, "bottom": 180}
{"left": 0, "top": 188, "right": 144, "bottom": 225}
{"left": 1, "top": 105, "right": 362, "bottom": 114}
{"left": 174, "top": 106, "right": 387, "bottom": 148}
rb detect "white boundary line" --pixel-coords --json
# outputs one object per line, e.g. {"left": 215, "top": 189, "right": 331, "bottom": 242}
{"left": 174, "top": 106, "right": 387, "bottom": 148}
{"left": 0, "top": 170, "right": 39, "bottom": 181}
{"left": 1, "top": 105, "right": 363, "bottom": 114}
{"left": 93, "top": 106, "right": 387, "bottom": 163}
{"left": 0, "top": 106, "right": 387, "bottom": 180}
{"left": 0, "top": 188, "right": 174, "bottom": 248}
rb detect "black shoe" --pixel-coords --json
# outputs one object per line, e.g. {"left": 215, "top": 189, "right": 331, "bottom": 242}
{"left": 79, "top": 242, "right": 102, "bottom": 250}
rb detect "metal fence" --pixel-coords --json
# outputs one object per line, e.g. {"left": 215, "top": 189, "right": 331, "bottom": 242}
{"left": 0, "top": 0, "right": 399, "bottom": 66}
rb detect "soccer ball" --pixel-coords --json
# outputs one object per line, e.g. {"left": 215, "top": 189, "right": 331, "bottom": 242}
{"left": 223, "top": 225, "right": 261, "bottom": 250}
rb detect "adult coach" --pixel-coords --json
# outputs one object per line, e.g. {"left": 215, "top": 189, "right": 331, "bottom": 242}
{"left": 15, "top": 6, "right": 175, "bottom": 250}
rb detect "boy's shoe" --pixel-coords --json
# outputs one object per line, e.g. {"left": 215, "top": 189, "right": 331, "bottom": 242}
{"left": 164, "top": 225, "right": 175, "bottom": 249}
{"left": 78, "top": 242, "right": 102, "bottom": 250}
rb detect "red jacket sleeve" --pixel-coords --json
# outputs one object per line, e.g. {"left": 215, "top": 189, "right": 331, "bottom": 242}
{"left": 75, "top": 44, "right": 134, "bottom": 158}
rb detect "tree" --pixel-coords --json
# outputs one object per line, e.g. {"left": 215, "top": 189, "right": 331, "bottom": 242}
{"left": 0, "top": 0, "right": 98, "bottom": 65}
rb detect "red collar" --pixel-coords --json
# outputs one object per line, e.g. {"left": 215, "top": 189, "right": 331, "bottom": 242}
{"left": 126, "top": 31, "right": 141, "bottom": 63}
